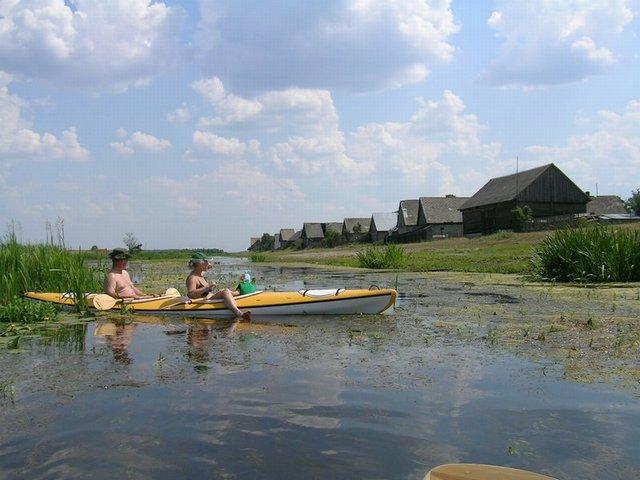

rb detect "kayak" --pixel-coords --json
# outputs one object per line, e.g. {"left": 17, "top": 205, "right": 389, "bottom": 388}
{"left": 24, "top": 288, "right": 397, "bottom": 318}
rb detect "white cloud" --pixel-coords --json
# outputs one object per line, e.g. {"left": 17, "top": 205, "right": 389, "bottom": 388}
{"left": 115, "top": 127, "right": 128, "bottom": 138}
{"left": 525, "top": 99, "right": 640, "bottom": 193}
{"left": 166, "top": 105, "right": 191, "bottom": 123}
{"left": 191, "top": 131, "right": 260, "bottom": 157}
{"left": 0, "top": 0, "right": 185, "bottom": 90}
{"left": 482, "top": 0, "right": 635, "bottom": 87}
{"left": 193, "top": 0, "right": 459, "bottom": 92}
{"left": 111, "top": 130, "right": 172, "bottom": 155}
{"left": 0, "top": 72, "right": 89, "bottom": 161}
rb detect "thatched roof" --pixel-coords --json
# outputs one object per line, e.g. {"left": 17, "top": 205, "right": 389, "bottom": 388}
{"left": 303, "top": 223, "right": 324, "bottom": 239}
{"left": 289, "top": 230, "right": 302, "bottom": 241}
{"left": 249, "top": 237, "right": 260, "bottom": 248}
{"left": 460, "top": 164, "right": 553, "bottom": 210}
{"left": 279, "top": 229, "right": 295, "bottom": 241}
{"left": 371, "top": 212, "right": 397, "bottom": 232}
{"left": 398, "top": 199, "right": 419, "bottom": 226}
{"left": 587, "top": 196, "right": 627, "bottom": 215}
{"left": 418, "top": 196, "right": 468, "bottom": 224}
{"left": 322, "top": 222, "right": 343, "bottom": 234}
{"left": 343, "top": 217, "right": 371, "bottom": 234}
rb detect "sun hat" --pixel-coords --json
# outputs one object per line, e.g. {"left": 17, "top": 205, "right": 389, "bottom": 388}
{"left": 108, "top": 248, "right": 130, "bottom": 260}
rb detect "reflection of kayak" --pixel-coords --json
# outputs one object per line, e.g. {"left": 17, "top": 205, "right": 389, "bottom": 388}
{"left": 25, "top": 288, "right": 397, "bottom": 318}
{"left": 425, "top": 464, "right": 557, "bottom": 480}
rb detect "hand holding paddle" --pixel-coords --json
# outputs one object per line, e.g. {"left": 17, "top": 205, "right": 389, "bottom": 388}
{"left": 92, "top": 288, "right": 181, "bottom": 311}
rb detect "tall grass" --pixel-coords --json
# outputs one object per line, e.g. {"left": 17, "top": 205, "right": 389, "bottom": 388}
{"left": 250, "top": 253, "right": 267, "bottom": 263}
{"left": 357, "top": 245, "right": 408, "bottom": 269}
{"left": 533, "top": 225, "right": 640, "bottom": 282}
{"left": 0, "top": 233, "right": 102, "bottom": 311}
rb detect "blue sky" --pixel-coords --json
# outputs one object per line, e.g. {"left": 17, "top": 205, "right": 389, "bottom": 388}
{"left": 1, "top": 0, "right": 639, "bottom": 251}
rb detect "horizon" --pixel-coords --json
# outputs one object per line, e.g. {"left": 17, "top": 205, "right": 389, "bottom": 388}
{"left": 1, "top": 1, "right": 638, "bottom": 251}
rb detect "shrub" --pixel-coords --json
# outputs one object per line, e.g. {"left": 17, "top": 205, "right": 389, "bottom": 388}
{"left": 512, "top": 205, "right": 533, "bottom": 232}
{"left": 626, "top": 189, "right": 640, "bottom": 216}
{"left": 250, "top": 253, "right": 267, "bottom": 263}
{"left": 533, "top": 224, "right": 640, "bottom": 282}
{"left": 357, "top": 245, "right": 408, "bottom": 269}
{"left": 323, "top": 229, "right": 342, "bottom": 248}
{"left": 0, "top": 298, "right": 60, "bottom": 324}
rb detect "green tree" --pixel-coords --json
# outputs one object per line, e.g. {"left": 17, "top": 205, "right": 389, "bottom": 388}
{"left": 625, "top": 189, "right": 640, "bottom": 216}
{"left": 511, "top": 205, "right": 533, "bottom": 232}
{"left": 123, "top": 233, "right": 143, "bottom": 254}
{"left": 323, "top": 229, "right": 342, "bottom": 247}
{"left": 259, "top": 233, "right": 274, "bottom": 251}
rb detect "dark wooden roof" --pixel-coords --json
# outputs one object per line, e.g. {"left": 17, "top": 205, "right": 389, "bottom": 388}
{"left": 303, "top": 223, "right": 324, "bottom": 239}
{"left": 460, "top": 163, "right": 588, "bottom": 210}
{"left": 289, "top": 230, "right": 302, "bottom": 241}
{"left": 418, "top": 197, "right": 468, "bottom": 224}
{"left": 371, "top": 212, "right": 397, "bottom": 232}
{"left": 398, "top": 199, "right": 419, "bottom": 226}
{"left": 250, "top": 237, "right": 259, "bottom": 247}
{"left": 343, "top": 218, "right": 371, "bottom": 234}
{"left": 586, "top": 196, "right": 628, "bottom": 215}
{"left": 279, "top": 229, "right": 295, "bottom": 241}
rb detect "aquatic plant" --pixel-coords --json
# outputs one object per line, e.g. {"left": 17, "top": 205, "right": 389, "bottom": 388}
{"left": 0, "top": 232, "right": 102, "bottom": 312}
{"left": 0, "top": 298, "right": 59, "bottom": 324}
{"left": 533, "top": 224, "right": 640, "bottom": 282}
{"left": 356, "top": 245, "right": 408, "bottom": 269}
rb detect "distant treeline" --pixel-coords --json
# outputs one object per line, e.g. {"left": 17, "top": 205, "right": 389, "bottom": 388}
{"left": 82, "top": 248, "right": 227, "bottom": 261}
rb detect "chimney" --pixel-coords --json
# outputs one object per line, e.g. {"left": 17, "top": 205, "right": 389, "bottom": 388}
{"left": 445, "top": 194, "right": 456, "bottom": 198}
{"left": 585, "top": 191, "right": 591, "bottom": 198}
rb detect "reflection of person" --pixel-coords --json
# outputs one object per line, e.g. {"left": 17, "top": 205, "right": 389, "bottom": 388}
{"left": 236, "top": 272, "right": 257, "bottom": 296}
{"left": 186, "top": 252, "right": 251, "bottom": 321}
{"left": 95, "top": 321, "right": 136, "bottom": 364}
{"left": 103, "top": 248, "right": 147, "bottom": 299}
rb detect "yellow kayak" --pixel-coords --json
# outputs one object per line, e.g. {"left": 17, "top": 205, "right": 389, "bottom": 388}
{"left": 25, "top": 288, "right": 397, "bottom": 318}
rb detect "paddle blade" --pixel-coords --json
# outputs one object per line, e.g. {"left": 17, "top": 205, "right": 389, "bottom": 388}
{"left": 164, "top": 288, "right": 181, "bottom": 297}
{"left": 92, "top": 294, "right": 118, "bottom": 311}
{"left": 425, "top": 464, "right": 557, "bottom": 480}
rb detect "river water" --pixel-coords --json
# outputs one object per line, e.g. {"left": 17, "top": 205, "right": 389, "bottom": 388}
{"left": 1, "top": 259, "right": 639, "bottom": 479}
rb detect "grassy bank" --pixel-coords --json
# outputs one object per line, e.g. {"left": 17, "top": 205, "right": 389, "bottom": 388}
{"left": 246, "top": 223, "right": 640, "bottom": 275}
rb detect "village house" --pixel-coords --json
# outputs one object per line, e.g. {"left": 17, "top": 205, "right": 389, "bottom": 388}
{"left": 248, "top": 237, "right": 260, "bottom": 251}
{"left": 459, "top": 163, "right": 590, "bottom": 235}
{"left": 342, "top": 217, "right": 371, "bottom": 243}
{"left": 369, "top": 212, "right": 397, "bottom": 243}
{"left": 394, "top": 199, "right": 419, "bottom": 235}
{"left": 273, "top": 233, "right": 281, "bottom": 250}
{"left": 586, "top": 196, "right": 628, "bottom": 216}
{"left": 417, "top": 195, "right": 468, "bottom": 238}
{"left": 302, "top": 223, "right": 324, "bottom": 248}
{"left": 289, "top": 230, "right": 303, "bottom": 249}
{"left": 278, "top": 229, "right": 296, "bottom": 249}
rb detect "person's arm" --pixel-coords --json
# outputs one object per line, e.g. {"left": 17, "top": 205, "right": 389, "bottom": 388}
{"left": 187, "top": 276, "right": 214, "bottom": 299}
{"left": 103, "top": 274, "right": 118, "bottom": 298}
{"left": 124, "top": 271, "right": 146, "bottom": 298}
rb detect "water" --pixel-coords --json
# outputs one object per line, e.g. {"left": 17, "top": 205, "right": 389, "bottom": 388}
{"left": 1, "top": 260, "right": 639, "bottom": 479}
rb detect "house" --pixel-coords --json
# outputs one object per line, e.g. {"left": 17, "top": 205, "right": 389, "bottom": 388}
{"left": 417, "top": 195, "right": 468, "bottom": 238}
{"left": 342, "top": 217, "right": 371, "bottom": 243}
{"left": 586, "top": 195, "right": 628, "bottom": 215}
{"left": 322, "top": 222, "right": 344, "bottom": 246}
{"left": 289, "top": 230, "right": 303, "bottom": 249}
{"left": 370, "top": 212, "right": 397, "bottom": 243}
{"left": 302, "top": 223, "right": 324, "bottom": 248}
{"left": 322, "top": 222, "right": 343, "bottom": 235}
{"left": 278, "top": 229, "right": 296, "bottom": 249}
{"left": 459, "top": 163, "right": 589, "bottom": 234}
{"left": 395, "top": 199, "right": 419, "bottom": 235}
{"left": 273, "top": 233, "right": 281, "bottom": 250}
{"left": 248, "top": 237, "right": 260, "bottom": 251}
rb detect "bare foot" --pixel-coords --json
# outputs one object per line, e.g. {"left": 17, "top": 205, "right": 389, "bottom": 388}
{"left": 236, "top": 310, "right": 251, "bottom": 322}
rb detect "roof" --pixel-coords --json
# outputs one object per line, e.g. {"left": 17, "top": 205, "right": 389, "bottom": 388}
{"left": 460, "top": 164, "right": 554, "bottom": 210}
{"left": 398, "top": 199, "right": 419, "bottom": 226}
{"left": 586, "top": 196, "right": 628, "bottom": 215}
{"left": 289, "top": 230, "right": 302, "bottom": 241}
{"left": 371, "top": 212, "right": 397, "bottom": 232}
{"left": 418, "top": 196, "right": 468, "bottom": 224}
{"left": 343, "top": 217, "right": 371, "bottom": 234}
{"left": 279, "top": 229, "right": 295, "bottom": 241}
{"left": 250, "top": 237, "right": 259, "bottom": 247}
{"left": 322, "top": 222, "right": 343, "bottom": 234}
{"left": 303, "top": 223, "right": 324, "bottom": 239}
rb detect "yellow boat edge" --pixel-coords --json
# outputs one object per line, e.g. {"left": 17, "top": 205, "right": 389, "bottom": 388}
{"left": 24, "top": 288, "right": 398, "bottom": 315}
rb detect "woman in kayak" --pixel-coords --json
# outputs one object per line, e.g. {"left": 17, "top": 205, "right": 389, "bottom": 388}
{"left": 186, "top": 252, "right": 251, "bottom": 321}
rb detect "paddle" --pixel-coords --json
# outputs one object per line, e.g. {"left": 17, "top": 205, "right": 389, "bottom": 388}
{"left": 425, "top": 464, "right": 557, "bottom": 480}
{"left": 92, "top": 288, "right": 181, "bottom": 311}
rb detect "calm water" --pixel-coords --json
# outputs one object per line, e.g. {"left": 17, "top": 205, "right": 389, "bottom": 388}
{"left": 1, "top": 260, "right": 639, "bottom": 479}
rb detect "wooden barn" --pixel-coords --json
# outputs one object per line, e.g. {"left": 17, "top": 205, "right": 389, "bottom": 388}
{"left": 370, "top": 212, "right": 397, "bottom": 243}
{"left": 273, "top": 233, "right": 281, "bottom": 250}
{"left": 278, "top": 229, "right": 296, "bottom": 249}
{"left": 289, "top": 230, "right": 303, "bottom": 249}
{"left": 248, "top": 237, "right": 260, "bottom": 251}
{"left": 459, "top": 163, "right": 589, "bottom": 234}
{"left": 342, "top": 217, "right": 371, "bottom": 243}
{"left": 302, "top": 223, "right": 324, "bottom": 248}
{"left": 322, "top": 222, "right": 343, "bottom": 235}
{"left": 417, "top": 195, "right": 468, "bottom": 238}
{"left": 395, "top": 199, "right": 419, "bottom": 235}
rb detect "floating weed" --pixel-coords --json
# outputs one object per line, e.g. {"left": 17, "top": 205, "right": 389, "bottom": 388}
{"left": 486, "top": 328, "right": 500, "bottom": 345}
{"left": 548, "top": 324, "right": 565, "bottom": 333}
{"left": 155, "top": 352, "right": 166, "bottom": 367}
{"left": 536, "top": 332, "right": 546, "bottom": 342}
{"left": 586, "top": 317, "right": 598, "bottom": 330}
{"left": 0, "top": 381, "right": 15, "bottom": 404}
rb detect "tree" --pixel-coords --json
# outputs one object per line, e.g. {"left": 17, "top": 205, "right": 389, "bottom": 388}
{"left": 626, "top": 189, "right": 640, "bottom": 216}
{"left": 511, "top": 205, "right": 533, "bottom": 232}
{"left": 123, "top": 233, "right": 143, "bottom": 254}
{"left": 352, "top": 223, "right": 362, "bottom": 234}
{"left": 323, "top": 229, "right": 342, "bottom": 247}
{"left": 259, "top": 233, "right": 274, "bottom": 251}
{"left": 90, "top": 245, "right": 99, "bottom": 251}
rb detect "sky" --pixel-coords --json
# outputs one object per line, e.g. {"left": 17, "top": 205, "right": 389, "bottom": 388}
{"left": 1, "top": 0, "right": 639, "bottom": 251}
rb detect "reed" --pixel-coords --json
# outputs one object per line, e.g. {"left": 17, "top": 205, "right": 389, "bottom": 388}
{"left": 0, "top": 233, "right": 102, "bottom": 312}
{"left": 533, "top": 224, "right": 640, "bottom": 282}
{"left": 250, "top": 253, "right": 267, "bottom": 263}
{"left": 357, "top": 245, "right": 408, "bottom": 269}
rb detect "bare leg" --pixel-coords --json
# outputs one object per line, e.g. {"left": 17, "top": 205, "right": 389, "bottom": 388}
{"left": 210, "top": 289, "right": 251, "bottom": 321}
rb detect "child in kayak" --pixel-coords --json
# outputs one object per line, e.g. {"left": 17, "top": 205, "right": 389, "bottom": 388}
{"left": 235, "top": 272, "right": 257, "bottom": 296}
